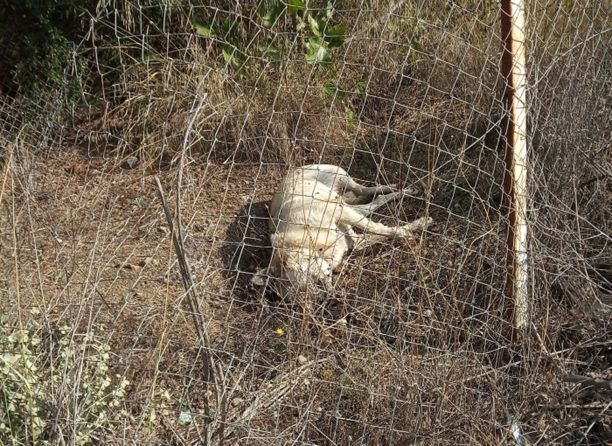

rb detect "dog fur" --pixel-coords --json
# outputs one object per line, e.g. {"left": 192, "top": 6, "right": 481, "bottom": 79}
{"left": 252, "top": 164, "right": 432, "bottom": 295}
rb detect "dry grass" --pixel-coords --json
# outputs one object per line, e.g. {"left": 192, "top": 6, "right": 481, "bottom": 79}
{"left": 74, "top": 1, "right": 501, "bottom": 168}
{"left": 1, "top": 1, "right": 610, "bottom": 444}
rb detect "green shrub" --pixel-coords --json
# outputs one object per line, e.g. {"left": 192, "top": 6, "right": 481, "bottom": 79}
{"left": 0, "top": 1, "right": 95, "bottom": 99}
{"left": 191, "top": 0, "right": 347, "bottom": 72}
{"left": 0, "top": 315, "right": 129, "bottom": 445}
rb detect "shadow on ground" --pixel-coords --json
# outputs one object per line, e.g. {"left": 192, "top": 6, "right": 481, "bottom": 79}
{"left": 219, "top": 200, "right": 273, "bottom": 302}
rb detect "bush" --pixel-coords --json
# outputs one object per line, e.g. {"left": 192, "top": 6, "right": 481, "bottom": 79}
{"left": 0, "top": 1, "right": 95, "bottom": 99}
{"left": 0, "top": 314, "right": 129, "bottom": 445}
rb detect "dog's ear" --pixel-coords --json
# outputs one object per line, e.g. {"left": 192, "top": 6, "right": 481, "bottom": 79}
{"left": 251, "top": 268, "right": 268, "bottom": 287}
{"left": 251, "top": 263, "right": 278, "bottom": 287}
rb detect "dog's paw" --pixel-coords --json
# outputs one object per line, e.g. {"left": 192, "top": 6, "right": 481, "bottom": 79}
{"left": 414, "top": 216, "right": 433, "bottom": 228}
{"left": 400, "top": 186, "right": 420, "bottom": 197}
{"left": 399, "top": 216, "right": 433, "bottom": 236}
{"left": 397, "top": 226, "right": 415, "bottom": 238}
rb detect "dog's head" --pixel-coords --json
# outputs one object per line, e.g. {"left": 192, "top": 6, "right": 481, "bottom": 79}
{"left": 251, "top": 247, "right": 332, "bottom": 298}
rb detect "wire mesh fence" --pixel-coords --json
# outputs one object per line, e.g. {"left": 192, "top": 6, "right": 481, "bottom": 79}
{"left": 0, "top": 1, "right": 610, "bottom": 444}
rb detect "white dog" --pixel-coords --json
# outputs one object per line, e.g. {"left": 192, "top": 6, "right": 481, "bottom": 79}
{"left": 252, "top": 164, "right": 432, "bottom": 295}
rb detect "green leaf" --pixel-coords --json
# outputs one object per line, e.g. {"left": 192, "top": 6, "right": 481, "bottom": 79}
{"left": 260, "top": 1, "right": 286, "bottom": 28}
{"left": 222, "top": 44, "right": 247, "bottom": 70}
{"left": 221, "top": 18, "right": 237, "bottom": 36}
{"left": 355, "top": 80, "right": 367, "bottom": 97}
{"left": 324, "top": 84, "right": 347, "bottom": 101}
{"left": 345, "top": 106, "right": 356, "bottom": 125}
{"left": 305, "top": 38, "right": 331, "bottom": 64}
{"left": 285, "top": 0, "right": 306, "bottom": 14}
{"left": 408, "top": 41, "right": 423, "bottom": 62}
{"left": 325, "top": 1, "right": 335, "bottom": 19}
{"left": 256, "top": 41, "right": 282, "bottom": 60}
{"left": 308, "top": 14, "right": 323, "bottom": 36}
{"left": 192, "top": 18, "right": 214, "bottom": 37}
{"left": 323, "top": 24, "right": 346, "bottom": 48}
{"left": 296, "top": 15, "right": 307, "bottom": 32}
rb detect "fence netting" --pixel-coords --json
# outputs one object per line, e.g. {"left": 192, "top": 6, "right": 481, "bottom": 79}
{"left": 0, "top": 1, "right": 609, "bottom": 444}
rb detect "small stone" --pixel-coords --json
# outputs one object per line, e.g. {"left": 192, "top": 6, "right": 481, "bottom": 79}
{"left": 297, "top": 355, "right": 308, "bottom": 364}
{"left": 178, "top": 410, "right": 192, "bottom": 425}
{"left": 124, "top": 263, "right": 142, "bottom": 271}
{"left": 232, "top": 397, "right": 244, "bottom": 407}
{"left": 338, "top": 317, "right": 347, "bottom": 326}
{"left": 124, "top": 156, "right": 139, "bottom": 169}
{"left": 423, "top": 309, "right": 433, "bottom": 318}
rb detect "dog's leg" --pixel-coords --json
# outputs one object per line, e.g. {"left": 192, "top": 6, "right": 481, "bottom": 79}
{"left": 352, "top": 233, "right": 391, "bottom": 252}
{"left": 350, "top": 191, "right": 405, "bottom": 216}
{"left": 344, "top": 226, "right": 389, "bottom": 252}
{"left": 340, "top": 206, "right": 432, "bottom": 238}
{"left": 343, "top": 177, "right": 421, "bottom": 205}
{"left": 305, "top": 166, "right": 394, "bottom": 204}
{"left": 339, "top": 208, "right": 400, "bottom": 236}
{"left": 346, "top": 214, "right": 433, "bottom": 251}
{"left": 342, "top": 177, "right": 397, "bottom": 204}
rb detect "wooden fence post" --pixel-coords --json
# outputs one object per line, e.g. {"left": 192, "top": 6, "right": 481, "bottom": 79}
{"left": 501, "top": 0, "right": 529, "bottom": 335}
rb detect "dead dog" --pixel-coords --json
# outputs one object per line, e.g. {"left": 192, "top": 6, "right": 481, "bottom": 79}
{"left": 252, "top": 164, "right": 432, "bottom": 296}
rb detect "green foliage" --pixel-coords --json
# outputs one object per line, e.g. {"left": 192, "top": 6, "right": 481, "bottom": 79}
{"left": 322, "top": 24, "right": 347, "bottom": 48}
{"left": 0, "top": 0, "right": 95, "bottom": 100}
{"left": 192, "top": 20, "right": 214, "bottom": 37}
{"left": 259, "top": 1, "right": 287, "bottom": 28}
{"left": 286, "top": 0, "right": 307, "bottom": 14}
{"left": 306, "top": 38, "right": 332, "bottom": 64}
{"left": 222, "top": 43, "right": 249, "bottom": 71}
{"left": 324, "top": 83, "right": 347, "bottom": 101}
{"left": 192, "top": 0, "right": 347, "bottom": 72}
{"left": 0, "top": 315, "right": 129, "bottom": 445}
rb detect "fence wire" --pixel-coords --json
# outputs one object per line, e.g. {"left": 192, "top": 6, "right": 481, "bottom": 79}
{"left": 0, "top": 1, "right": 610, "bottom": 445}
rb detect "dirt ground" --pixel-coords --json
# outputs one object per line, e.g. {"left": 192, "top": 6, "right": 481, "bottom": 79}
{"left": 1, "top": 145, "right": 610, "bottom": 445}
